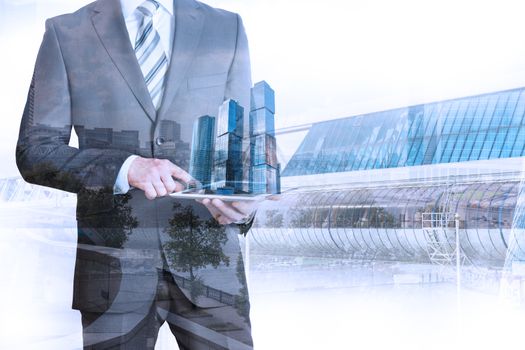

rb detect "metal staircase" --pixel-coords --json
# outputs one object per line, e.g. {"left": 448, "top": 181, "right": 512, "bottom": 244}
{"left": 422, "top": 212, "right": 457, "bottom": 266}
{"left": 421, "top": 186, "right": 465, "bottom": 267}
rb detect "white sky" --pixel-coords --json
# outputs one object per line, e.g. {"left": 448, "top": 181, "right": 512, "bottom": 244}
{"left": 2, "top": 0, "right": 525, "bottom": 176}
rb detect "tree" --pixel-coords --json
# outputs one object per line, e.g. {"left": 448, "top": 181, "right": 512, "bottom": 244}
{"left": 77, "top": 189, "right": 138, "bottom": 248}
{"left": 25, "top": 161, "right": 138, "bottom": 248}
{"left": 163, "top": 202, "right": 230, "bottom": 301}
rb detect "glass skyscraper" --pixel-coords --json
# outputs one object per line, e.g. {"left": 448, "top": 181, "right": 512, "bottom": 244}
{"left": 189, "top": 115, "right": 215, "bottom": 188}
{"left": 250, "top": 81, "right": 281, "bottom": 194}
{"left": 212, "top": 99, "right": 245, "bottom": 193}
{"left": 186, "top": 82, "right": 281, "bottom": 195}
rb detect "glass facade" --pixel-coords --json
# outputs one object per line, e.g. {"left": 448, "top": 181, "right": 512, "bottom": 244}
{"left": 189, "top": 115, "right": 215, "bottom": 187}
{"left": 283, "top": 87, "right": 525, "bottom": 176}
{"left": 216, "top": 99, "right": 244, "bottom": 138}
{"left": 504, "top": 178, "right": 525, "bottom": 266}
{"left": 249, "top": 81, "right": 281, "bottom": 194}
{"left": 212, "top": 100, "right": 244, "bottom": 192}
{"left": 251, "top": 181, "right": 519, "bottom": 266}
{"left": 160, "top": 119, "right": 181, "bottom": 142}
{"left": 251, "top": 81, "right": 275, "bottom": 115}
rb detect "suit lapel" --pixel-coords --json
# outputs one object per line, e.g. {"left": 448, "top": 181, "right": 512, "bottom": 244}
{"left": 157, "top": 0, "right": 205, "bottom": 122}
{"left": 91, "top": 0, "right": 156, "bottom": 123}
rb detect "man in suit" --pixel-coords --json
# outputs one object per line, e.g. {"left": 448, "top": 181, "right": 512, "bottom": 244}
{"left": 16, "top": 0, "right": 255, "bottom": 348}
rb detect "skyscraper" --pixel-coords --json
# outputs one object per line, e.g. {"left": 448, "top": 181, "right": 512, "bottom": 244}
{"left": 160, "top": 119, "right": 181, "bottom": 142}
{"left": 249, "top": 81, "right": 281, "bottom": 194}
{"left": 189, "top": 116, "right": 216, "bottom": 188}
{"left": 212, "top": 100, "right": 245, "bottom": 193}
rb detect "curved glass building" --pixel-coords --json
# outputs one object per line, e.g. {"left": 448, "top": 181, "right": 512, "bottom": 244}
{"left": 283, "top": 87, "right": 525, "bottom": 176}
{"left": 251, "top": 87, "right": 525, "bottom": 267}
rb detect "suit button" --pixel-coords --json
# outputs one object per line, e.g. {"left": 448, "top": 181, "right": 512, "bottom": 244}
{"left": 155, "top": 137, "right": 166, "bottom": 146}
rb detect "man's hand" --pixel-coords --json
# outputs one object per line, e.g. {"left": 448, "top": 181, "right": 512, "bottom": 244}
{"left": 200, "top": 198, "right": 257, "bottom": 226}
{"left": 128, "top": 157, "right": 193, "bottom": 200}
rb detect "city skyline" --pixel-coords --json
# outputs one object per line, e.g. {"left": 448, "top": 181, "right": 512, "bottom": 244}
{"left": 189, "top": 81, "right": 281, "bottom": 194}
{"left": 5, "top": 0, "right": 525, "bottom": 179}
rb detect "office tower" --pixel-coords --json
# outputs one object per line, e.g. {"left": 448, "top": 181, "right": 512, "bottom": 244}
{"left": 79, "top": 127, "right": 113, "bottom": 148}
{"left": 189, "top": 116, "right": 216, "bottom": 188}
{"left": 154, "top": 120, "right": 190, "bottom": 170}
{"left": 250, "top": 81, "right": 281, "bottom": 194}
{"left": 213, "top": 100, "right": 245, "bottom": 193}
{"left": 112, "top": 130, "right": 140, "bottom": 149}
{"left": 160, "top": 120, "right": 181, "bottom": 142}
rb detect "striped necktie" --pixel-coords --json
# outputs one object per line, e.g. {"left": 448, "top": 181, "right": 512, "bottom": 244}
{"left": 135, "top": 0, "right": 168, "bottom": 110}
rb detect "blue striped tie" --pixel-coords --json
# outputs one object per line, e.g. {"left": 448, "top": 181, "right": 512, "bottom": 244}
{"left": 135, "top": 0, "right": 168, "bottom": 110}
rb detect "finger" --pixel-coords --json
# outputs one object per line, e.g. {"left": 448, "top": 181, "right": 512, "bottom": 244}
{"left": 160, "top": 175, "right": 185, "bottom": 193}
{"left": 211, "top": 199, "right": 245, "bottom": 222}
{"left": 160, "top": 174, "right": 177, "bottom": 194}
{"left": 201, "top": 198, "right": 219, "bottom": 216}
{"left": 266, "top": 195, "right": 280, "bottom": 201}
{"left": 231, "top": 201, "right": 257, "bottom": 216}
{"left": 219, "top": 217, "right": 233, "bottom": 225}
{"left": 202, "top": 199, "right": 234, "bottom": 225}
{"left": 202, "top": 198, "right": 223, "bottom": 219}
{"left": 173, "top": 181, "right": 186, "bottom": 193}
{"left": 152, "top": 181, "right": 167, "bottom": 197}
{"left": 168, "top": 163, "right": 194, "bottom": 185}
{"left": 143, "top": 183, "right": 157, "bottom": 200}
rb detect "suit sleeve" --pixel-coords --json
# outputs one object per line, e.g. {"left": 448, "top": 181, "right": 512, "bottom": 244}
{"left": 16, "top": 19, "right": 133, "bottom": 194}
{"left": 224, "top": 14, "right": 252, "bottom": 113}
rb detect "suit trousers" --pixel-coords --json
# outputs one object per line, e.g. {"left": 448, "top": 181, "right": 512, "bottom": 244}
{"left": 81, "top": 269, "right": 253, "bottom": 350}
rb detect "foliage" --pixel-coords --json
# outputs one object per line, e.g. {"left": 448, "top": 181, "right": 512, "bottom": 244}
{"left": 163, "top": 203, "right": 230, "bottom": 281}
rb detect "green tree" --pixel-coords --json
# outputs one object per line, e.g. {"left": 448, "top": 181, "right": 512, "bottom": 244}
{"left": 25, "top": 162, "right": 138, "bottom": 248}
{"left": 77, "top": 190, "right": 138, "bottom": 248}
{"left": 163, "top": 203, "right": 230, "bottom": 301}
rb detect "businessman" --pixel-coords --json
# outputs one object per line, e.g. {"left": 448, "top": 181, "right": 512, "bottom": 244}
{"left": 16, "top": 0, "right": 255, "bottom": 348}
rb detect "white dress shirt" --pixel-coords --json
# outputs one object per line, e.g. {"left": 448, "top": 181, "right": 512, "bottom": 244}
{"left": 114, "top": 0, "right": 175, "bottom": 194}
{"left": 120, "top": 0, "right": 175, "bottom": 61}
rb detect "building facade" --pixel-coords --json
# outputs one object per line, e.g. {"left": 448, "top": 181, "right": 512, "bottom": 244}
{"left": 212, "top": 99, "right": 245, "bottom": 193}
{"left": 249, "top": 81, "right": 281, "bottom": 194}
{"left": 283, "top": 87, "right": 525, "bottom": 176}
{"left": 252, "top": 87, "right": 525, "bottom": 267}
{"left": 189, "top": 116, "right": 216, "bottom": 188}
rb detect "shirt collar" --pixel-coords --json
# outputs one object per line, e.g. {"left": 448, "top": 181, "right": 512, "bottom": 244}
{"left": 120, "top": 0, "right": 174, "bottom": 19}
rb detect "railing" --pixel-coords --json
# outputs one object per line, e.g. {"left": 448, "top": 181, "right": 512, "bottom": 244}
{"left": 172, "top": 274, "right": 237, "bottom": 306}
{"left": 421, "top": 212, "right": 457, "bottom": 266}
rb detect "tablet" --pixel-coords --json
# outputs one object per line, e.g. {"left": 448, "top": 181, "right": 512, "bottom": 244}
{"left": 169, "top": 192, "right": 273, "bottom": 202}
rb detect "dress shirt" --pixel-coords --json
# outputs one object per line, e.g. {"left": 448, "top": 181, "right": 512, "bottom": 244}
{"left": 120, "top": 0, "right": 174, "bottom": 61}
{"left": 114, "top": 0, "right": 174, "bottom": 194}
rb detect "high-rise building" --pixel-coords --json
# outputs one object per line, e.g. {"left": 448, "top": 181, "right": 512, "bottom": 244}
{"left": 216, "top": 99, "right": 244, "bottom": 138}
{"left": 251, "top": 80, "right": 275, "bottom": 115}
{"left": 112, "top": 130, "right": 140, "bottom": 149}
{"left": 189, "top": 116, "right": 216, "bottom": 188}
{"left": 212, "top": 100, "right": 245, "bottom": 193}
{"left": 249, "top": 81, "right": 281, "bottom": 194}
{"left": 79, "top": 127, "right": 113, "bottom": 148}
{"left": 148, "top": 120, "right": 190, "bottom": 170}
{"left": 160, "top": 120, "right": 181, "bottom": 142}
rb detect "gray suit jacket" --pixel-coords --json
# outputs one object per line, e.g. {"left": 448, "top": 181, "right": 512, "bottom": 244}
{"left": 16, "top": 0, "right": 252, "bottom": 314}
